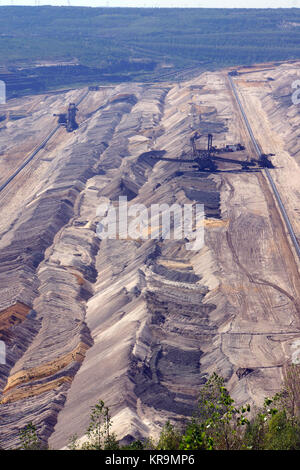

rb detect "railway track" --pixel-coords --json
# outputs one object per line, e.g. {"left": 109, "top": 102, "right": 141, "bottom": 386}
{"left": 228, "top": 73, "right": 300, "bottom": 260}
{"left": 0, "top": 88, "right": 89, "bottom": 193}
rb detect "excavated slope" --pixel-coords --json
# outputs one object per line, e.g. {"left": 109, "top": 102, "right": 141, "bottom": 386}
{"left": 0, "top": 65, "right": 299, "bottom": 449}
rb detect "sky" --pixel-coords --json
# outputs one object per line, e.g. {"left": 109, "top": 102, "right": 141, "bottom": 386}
{"left": 1, "top": 0, "right": 300, "bottom": 8}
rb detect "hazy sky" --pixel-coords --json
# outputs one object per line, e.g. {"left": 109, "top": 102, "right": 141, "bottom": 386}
{"left": 2, "top": 0, "right": 300, "bottom": 7}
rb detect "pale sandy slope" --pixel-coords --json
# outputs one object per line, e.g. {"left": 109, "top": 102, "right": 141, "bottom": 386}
{"left": 0, "top": 66, "right": 299, "bottom": 449}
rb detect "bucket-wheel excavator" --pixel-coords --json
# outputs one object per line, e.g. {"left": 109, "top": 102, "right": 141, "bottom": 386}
{"left": 149, "top": 133, "right": 217, "bottom": 172}
{"left": 149, "top": 133, "right": 274, "bottom": 172}
{"left": 54, "top": 102, "right": 78, "bottom": 132}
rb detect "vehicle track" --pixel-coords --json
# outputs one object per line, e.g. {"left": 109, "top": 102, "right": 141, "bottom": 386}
{"left": 225, "top": 230, "right": 298, "bottom": 310}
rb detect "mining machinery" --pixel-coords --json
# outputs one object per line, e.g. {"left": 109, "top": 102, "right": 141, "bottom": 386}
{"left": 66, "top": 103, "right": 78, "bottom": 132}
{"left": 190, "top": 131, "right": 201, "bottom": 157}
{"left": 188, "top": 132, "right": 217, "bottom": 171}
{"left": 208, "top": 133, "right": 213, "bottom": 153}
{"left": 190, "top": 131, "right": 213, "bottom": 158}
{"left": 150, "top": 133, "right": 273, "bottom": 172}
{"left": 53, "top": 112, "right": 67, "bottom": 125}
{"left": 258, "top": 153, "right": 275, "bottom": 168}
{"left": 54, "top": 102, "right": 78, "bottom": 132}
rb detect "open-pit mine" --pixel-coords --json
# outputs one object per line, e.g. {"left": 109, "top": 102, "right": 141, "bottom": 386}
{"left": 0, "top": 61, "right": 300, "bottom": 449}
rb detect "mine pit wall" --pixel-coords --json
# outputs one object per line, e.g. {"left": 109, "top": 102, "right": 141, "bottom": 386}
{"left": 0, "top": 302, "right": 41, "bottom": 392}
{"left": 0, "top": 75, "right": 233, "bottom": 449}
{"left": 0, "top": 89, "right": 143, "bottom": 449}
{"left": 1, "top": 68, "right": 300, "bottom": 450}
{"left": 50, "top": 71, "right": 300, "bottom": 449}
{"left": 48, "top": 76, "right": 227, "bottom": 449}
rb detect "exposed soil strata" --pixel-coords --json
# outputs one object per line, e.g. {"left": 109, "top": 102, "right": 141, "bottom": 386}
{"left": 0, "top": 85, "right": 143, "bottom": 447}
{"left": 0, "top": 65, "right": 300, "bottom": 449}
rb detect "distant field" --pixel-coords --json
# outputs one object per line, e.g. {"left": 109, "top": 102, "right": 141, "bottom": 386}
{"left": 0, "top": 6, "right": 300, "bottom": 97}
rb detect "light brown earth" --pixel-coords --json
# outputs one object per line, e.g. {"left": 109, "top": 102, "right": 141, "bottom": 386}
{"left": 0, "top": 62, "right": 300, "bottom": 449}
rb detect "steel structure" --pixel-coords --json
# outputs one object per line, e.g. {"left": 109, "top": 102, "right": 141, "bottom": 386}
{"left": 151, "top": 133, "right": 266, "bottom": 172}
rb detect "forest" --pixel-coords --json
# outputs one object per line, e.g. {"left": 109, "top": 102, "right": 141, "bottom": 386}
{"left": 0, "top": 7, "right": 300, "bottom": 96}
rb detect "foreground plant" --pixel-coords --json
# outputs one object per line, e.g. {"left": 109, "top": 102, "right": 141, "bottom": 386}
{"left": 180, "top": 373, "right": 250, "bottom": 450}
{"left": 69, "top": 399, "right": 119, "bottom": 450}
{"left": 15, "top": 365, "right": 300, "bottom": 451}
{"left": 19, "top": 422, "right": 42, "bottom": 450}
